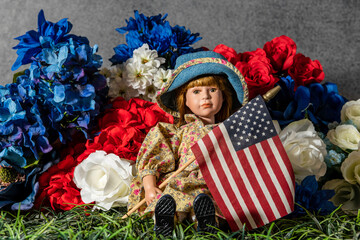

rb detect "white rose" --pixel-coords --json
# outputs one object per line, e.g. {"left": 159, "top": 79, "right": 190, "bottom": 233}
{"left": 279, "top": 119, "right": 327, "bottom": 183}
{"left": 341, "top": 150, "right": 360, "bottom": 185}
{"left": 323, "top": 179, "right": 360, "bottom": 215}
{"left": 341, "top": 99, "right": 360, "bottom": 129}
{"left": 73, "top": 150, "right": 135, "bottom": 210}
{"left": 327, "top": 124, "right": 360, "bottom": 151}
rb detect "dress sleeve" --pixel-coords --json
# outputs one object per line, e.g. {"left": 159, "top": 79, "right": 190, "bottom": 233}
{"left": 136, "top": 122, "right": 181, "bottom": 181}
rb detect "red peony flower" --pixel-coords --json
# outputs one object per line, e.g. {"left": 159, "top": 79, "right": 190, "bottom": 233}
{"left": 99, "top": 97, "right": 173, "bottom": 131}
{"left": 213, "top": 44, "right": 240, "bottom": 66}
{"left": 95, "top": 97, "right": 174, "bottom": 161}
{"left": 87, "top": 125, "right": 144, "bottom": 161}
{"left": 263, "top": 35, "right": 297, "bottom": 72}
{"left": 288, "top": 53, "right": 325, "bottom": 89}
{"left": 236, "top": 49, "right": 278, "bottom": 99}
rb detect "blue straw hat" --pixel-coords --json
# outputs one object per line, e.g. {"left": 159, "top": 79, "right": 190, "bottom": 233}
{"left": 156, "top": 51, "right": 248, "bottom": 117}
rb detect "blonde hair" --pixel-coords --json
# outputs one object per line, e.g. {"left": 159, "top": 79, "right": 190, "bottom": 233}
{"left": 175, "top": 75, "right": 234, "bottom": 126}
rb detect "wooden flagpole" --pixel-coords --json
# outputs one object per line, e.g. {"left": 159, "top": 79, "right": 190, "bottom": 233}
{"left": 122, "top": 157, "right": 196, "bottom": 219}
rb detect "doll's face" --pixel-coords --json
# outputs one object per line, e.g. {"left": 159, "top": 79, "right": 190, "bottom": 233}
{"left": 185, "top": 85, "right": 223, "bottom": 124}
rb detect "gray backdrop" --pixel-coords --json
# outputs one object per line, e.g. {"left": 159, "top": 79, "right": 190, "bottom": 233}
{"left": 1, "top": 0, "right": 359, "bottom": 100}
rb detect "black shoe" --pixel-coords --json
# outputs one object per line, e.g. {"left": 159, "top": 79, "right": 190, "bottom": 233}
{"left": 154, "top": 194, "right": 176, "bottom": 238}
{"left": 193, "top": 193, "right": 217, "bottom": 234}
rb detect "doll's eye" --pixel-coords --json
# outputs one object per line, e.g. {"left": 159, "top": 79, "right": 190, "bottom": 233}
{"left": 193, "top": 90, "right": 200, "bottom": 94}
{"left": 210, "top": 88, "right": 217, "bottom": 92}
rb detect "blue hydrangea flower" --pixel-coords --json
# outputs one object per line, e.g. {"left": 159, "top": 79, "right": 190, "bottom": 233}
{"left": 267, "top": 76, "right": 347, "bottom": 134}
{"left": 3, "top": 9, "right": 108, "bottom": 210}
{"left": 110, "top": 10, "right": 202, "bottom": 68}
{"left": 0, "top": 77, "right": 52, "bottom": 167}
{"left": 292, "top": 175, "right": 336, "bottom": 216}
{"left": 11, "top": 10, "right": 108, "bottom": 144}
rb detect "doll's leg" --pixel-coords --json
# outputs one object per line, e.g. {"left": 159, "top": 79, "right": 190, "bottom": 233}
{"left": 154, "top": 194, "right": 176, "bottom": 237}
{"left": 193, "top": 193, "right": 218, "bottom": 234}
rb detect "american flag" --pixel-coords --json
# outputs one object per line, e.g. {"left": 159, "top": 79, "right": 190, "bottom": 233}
{"left": 191, "top": 96, "right": 295, "bottom": 231}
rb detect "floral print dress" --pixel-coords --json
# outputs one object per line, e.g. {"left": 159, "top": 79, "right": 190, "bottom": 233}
{"left": 128, "top": 114, "right": 221, "bottom": 216}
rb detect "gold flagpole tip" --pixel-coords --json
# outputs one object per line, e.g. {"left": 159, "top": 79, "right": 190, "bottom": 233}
{"left": 262, "top": 85, "right": 281, "bottom": 102}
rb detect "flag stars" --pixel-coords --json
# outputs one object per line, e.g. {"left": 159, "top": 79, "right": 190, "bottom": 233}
{"left": 241, "top": 116, "right": 245, "bottom": 120}
{"left": 242, "top": 130, "right": 246, "bottom": 134}
{"left": 249, "top": 113, "right": 253, "bottom": 117}
{"left": 247, "top": 119, "right": 251, "bottom": 122}
{"left": 244, "top": 125, "right": 248, "bottom": 129}
{"left": 248, "top": 133, "right": 252, "bottom": 136}
{"left": 262, "top": 132, "right": 266, "bottom": 136}
{"left": 236, "top": 128, "right": 240, "bottom": 132}
{"left": 240, "top": 136, "right": 244, "bottom": 140}
{"left": 266, "top": 121, "right": 271, "bottom": 125}
{"left": 230, "top": 126, "right": 234, "bottom": 129}
{"left": 255, "top": 116, "right": 259, "bottom": 120}
{"left": 234, "top": 134, "right": 238, "bottom": 137}
{"left": 246, "top": 138, "right": 250, "bottom": 142}
{"left": 238, "top": 122, "right": 243, "bottom": 126}
{"left": 232, "top": 120, "right": 236, "bottom": 124}
{"left": 261, "top": 118, "right": 265, "bottom": 122}
{"left": 237, "top": 142, "right": 241, "bottom": 146}
{"left": 270, "top": 129, "right": 274, "bottom": 133}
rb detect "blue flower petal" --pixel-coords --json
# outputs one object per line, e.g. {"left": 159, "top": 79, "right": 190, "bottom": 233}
{"left": 78, "top": 84, "right": 95, "bottom": 98}
{"left": 53, "top": 85, "right": 65, "bottom": 103}
{"left": 0, "top": 146, "right": 27, "bottom": 168}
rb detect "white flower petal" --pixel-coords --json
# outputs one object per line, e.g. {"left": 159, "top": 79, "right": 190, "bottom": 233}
{"left": 73, "top": 150, "right": 135, "bottom": 211}
{"left": 279, "top": 119, "right": 327, "bottom": 182}
{"left": 327, "top": 124, "right": 360, "bottom": 151}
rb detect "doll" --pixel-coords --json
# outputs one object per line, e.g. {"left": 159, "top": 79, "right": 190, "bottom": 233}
{"left": 127, "top": 51, "right": 248, "bottom": 237}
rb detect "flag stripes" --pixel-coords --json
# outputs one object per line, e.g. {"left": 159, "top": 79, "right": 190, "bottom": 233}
{"left": 193, "top": 122, "right": 295, "bottom": 231}
{"left": 191, "top": 96, "right": 295, "bottom": 231}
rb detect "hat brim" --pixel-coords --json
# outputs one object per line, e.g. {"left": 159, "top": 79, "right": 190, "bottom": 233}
{"left": 156, "top": 57, "right": 248, "bottom": 117}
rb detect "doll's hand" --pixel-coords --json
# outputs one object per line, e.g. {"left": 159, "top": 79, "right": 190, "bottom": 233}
{"left": 144, "top": 186, "right": 163, "bottom": 206}
{"left": 142, "top": 175, "right": 163, "bottom": 206}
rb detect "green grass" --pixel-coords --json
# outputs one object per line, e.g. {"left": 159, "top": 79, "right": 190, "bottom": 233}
{"left": 0, "top": 205, "right": 359, "bottom": 239}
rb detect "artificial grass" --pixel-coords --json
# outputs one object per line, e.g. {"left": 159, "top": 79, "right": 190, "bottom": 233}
{"left": 0, "top": 205, "right": 359, "bottom": 239}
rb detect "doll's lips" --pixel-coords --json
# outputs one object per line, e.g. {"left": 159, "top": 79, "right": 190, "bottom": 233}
{"left": 201, "top": 103, "right": 212, "bottom": 108}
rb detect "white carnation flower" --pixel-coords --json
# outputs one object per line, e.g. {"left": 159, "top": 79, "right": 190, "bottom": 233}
{"left": 104, "top": 64, "right": 128, "bottom": 99}
{"left": 341, "top": 150, "right": 360, "bottom": 185}
{"left": 73, "top": 150, "right": 135, "bottom": 210}
{"left": 143, "top": 85, "right": 157, "bottom": 102}
{"left": 123, "top": 60, "right": 156, "bottom": 95}
{"left": 341, "top": 99, "right": 360, "bottom": 129}
{"left": 279, "top": 119, "right": 327, "bottom": 183}
{"left": 153, "top": 68, "right": 173, "bottom": 89}
{"left": 131, "top": 43, "right": 165, "bottom": 68}
{"left": 327, "top": 124, "right": 360, "bottom": 151}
